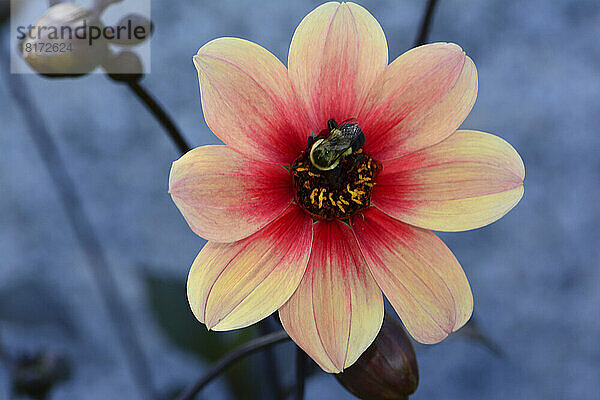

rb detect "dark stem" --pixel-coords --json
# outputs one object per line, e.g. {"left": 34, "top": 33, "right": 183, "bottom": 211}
{"left": 126, "top": 81, "right": 191, "bottom": 154}
{"left": 1, "top": 41, "right": 155, "bottom": 400}
{"left": 258, "top": 317, "right": 285, "bottom": 399}
{"left": 414, "top": 0, "right": 439, "bottom": 46}
{"left": 175, "top": 331, "right": 291, "bottom": 400}
{"left": 295, "top": 347, "right": 306, "bottom": 400}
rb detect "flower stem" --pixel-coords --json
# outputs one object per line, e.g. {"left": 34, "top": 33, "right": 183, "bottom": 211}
{"left": 126, "top": 81, "right": 191, "bottom": 154}
{"left": 175, "top": 331, "right": 291, "bottom": 400}
{"left": 414, "top": 0, "right": 439, "bottom": 46}
{"left": 295, "top": 346, "right": 306, "bottom": 400}
{"left": 258, "top": 317, "right": 285, "bottom": 398}
{"left": 1, "top": 36, "right": 155, "bottom": 400}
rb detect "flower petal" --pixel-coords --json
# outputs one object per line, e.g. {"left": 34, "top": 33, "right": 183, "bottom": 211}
{"left": 187, "top": 205, "right": 313, "bottom": 331}
{"left": 169, "top": 145, "right": 293, "bottom": 242}
{"left": 194, "top": 37, "right": 309, "bottom": 164}
{"left": 288, "top": 2, "right": 388, "bottom": 133}
{"left": 279, "top": 220, "right": 384, "bottom": 373}
{"left": 372, "top": 130, "right": 525, "bottom": 231}
{"left": 359, "top": 43, "right": 477, "bottom": 160}
{"left": 351, "top": 207, "right": 473, "bottom": 344}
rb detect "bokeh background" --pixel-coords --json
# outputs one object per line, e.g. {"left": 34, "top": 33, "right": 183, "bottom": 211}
{"left": 1, "top": 0, "right": 599, "bottom": 399}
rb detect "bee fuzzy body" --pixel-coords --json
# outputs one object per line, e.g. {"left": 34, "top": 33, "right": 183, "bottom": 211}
{"left": 309, "top": 119, "right": 366, "bottom": 171}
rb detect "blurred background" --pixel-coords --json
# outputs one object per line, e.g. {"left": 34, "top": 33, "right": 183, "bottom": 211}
{"left": 1, "top": 0, "right": 599, "bottom": 399}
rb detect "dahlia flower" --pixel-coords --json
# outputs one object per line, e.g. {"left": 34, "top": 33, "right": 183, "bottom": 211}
{"left": 169, "top": 1, "right": 524, "bottom": 373}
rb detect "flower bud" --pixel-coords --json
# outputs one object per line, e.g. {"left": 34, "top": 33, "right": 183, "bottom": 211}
{"left": 110, "top": 13, "right": 152, "bottom": 46}
{"left": 11, "top": 350, "right": 70, "bottom": 399}
{"left": 336, "top": 314, "right": 419, "bottom": 400}
{"left": 103, "top": 50, "right": 143, "bottom": 83}
{"left": 20, "top": 3, "right": 109, "bottom": 77}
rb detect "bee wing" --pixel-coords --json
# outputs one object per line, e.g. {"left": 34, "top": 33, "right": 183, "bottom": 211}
{"left": 338, "top": 123, "right": 365, "bottom": 152}
{"left": 340, "top": 118, "right": 359, "bottom": 125}
{"left": 325, "top": 134, "right": 356, "bottom": 153}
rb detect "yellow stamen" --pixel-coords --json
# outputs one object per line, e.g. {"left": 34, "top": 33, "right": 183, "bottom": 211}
{"left": 310, "top": 188, "right": 319, "bottom": 205}
{"left": 355, "top": 174, "right": 372, "bottom": 184}
{"left": 347, "top": 184, "right": 366, "bottom": 204}
{"left": 329, "top": 192, "right": 336, "bottom": 206}
{"left": 318, "top": 188, "right": 326, "bottom": 208}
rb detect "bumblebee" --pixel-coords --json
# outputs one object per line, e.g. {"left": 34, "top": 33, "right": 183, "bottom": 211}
{"left": 309, "top": 119, "right": 366, "bottom": 171}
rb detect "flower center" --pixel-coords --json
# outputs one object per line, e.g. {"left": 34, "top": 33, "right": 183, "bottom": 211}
{"left": 291, "top": 119, "right": 381, "bottom": 220}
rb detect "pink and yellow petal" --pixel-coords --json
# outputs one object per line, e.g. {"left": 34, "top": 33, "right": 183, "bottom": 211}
{"left": 351, "top": 207, "right": 472, "bottom": 344}
{"left": 359, "top": 43, "right": 477, "bottom": 161}
{"left": 372, "top": 130, "right": 525, "bottom": 232}
{"left": 279, "top": 220, "right": 383, "bottom": 373}
{"left": 194, "top": 37, "right": 309, "bottom": 165}
{"left": 187, "top": 205, "right": 313, "bottom": 331}
{"left": 169, "top": 145, "right": 293, "bottom": 243}
{"left": 288, "top": 2, "right": 388, "bottom": 133}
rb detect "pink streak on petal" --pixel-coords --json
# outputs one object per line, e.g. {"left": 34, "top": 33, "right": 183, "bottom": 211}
{"left": 372, "top": 130, "right": 525, "bottom": 231}
{"left": 169, "top": 145, "right": 293, "bottom": 243}
{"left": 194, "top": 37, "right": 309, "bottom": 164}
{"left": 288, "top": 2, "right": 388, "bottom": 133}
{"left": 351, "top": 207, "right": 473, "bottom": 344}
{"left": 279, "top": 219, "right": 383, "bottom": 372}
{"left": 359, "top": 43, "right": 477, "bottom": 160}
{"left": 187, "top": 204, "right": 313, "bottom": 331}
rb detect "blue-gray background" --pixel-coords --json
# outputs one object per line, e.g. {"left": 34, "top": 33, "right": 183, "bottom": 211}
{"left": 1, "top": 0, "right": 599, "bottom": 399}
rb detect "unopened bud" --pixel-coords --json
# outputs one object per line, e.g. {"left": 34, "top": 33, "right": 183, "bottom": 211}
{"left": 20, "top": 3, "right": 109, "bottom": 77}
{"left": 103, "top": 50, "right": 143, "bottom": 83}
{"left": 336, "top": 314, "right": 419, "bottom": 400}
{"left": 12, "top": 350, "right": 70, "bottom": 399}
{"left": 110, "top": 13, "right": 152, "bottom": 46}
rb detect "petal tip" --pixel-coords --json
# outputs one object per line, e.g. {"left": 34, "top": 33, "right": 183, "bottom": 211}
{"left": 192, "top": 54, "right": 201, "bottom": 70}
{"left": 204, "top": 318, "right": 216, "bottom": 331}
{"left": 418, "top": 332, "right": 450, "bottom": 345}
{"left": 425, "top": 42, "right": 467, "bottom": 67}
{"left": 423, "top": 41, "right": 463, "bottom": 53}
{"left": 204, "top": 309, "right": 237, "bottom": 331}
{"left": 453, "top": 308, "right": 473, "bottom": 333}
